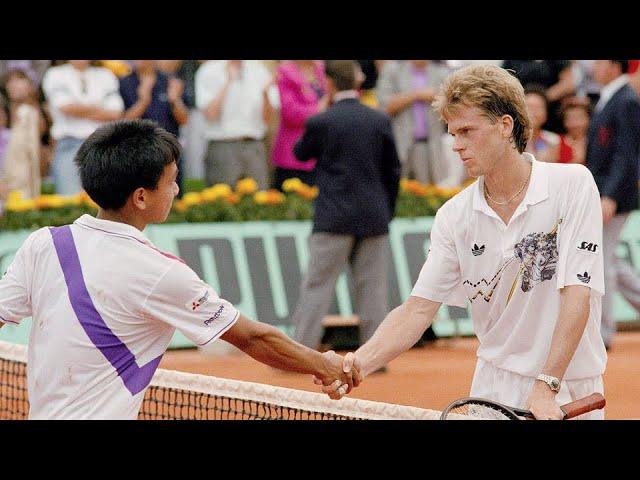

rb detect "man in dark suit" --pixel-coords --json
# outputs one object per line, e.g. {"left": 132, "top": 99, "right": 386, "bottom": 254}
{"left": 586, "top": 60, "right": 640, "bottom": 350}
{"left": 289, "top": 60, "right": 401, "bottom": 356}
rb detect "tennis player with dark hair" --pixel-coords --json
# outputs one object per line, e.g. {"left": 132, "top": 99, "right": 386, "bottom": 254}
{"left": 325, "top": 65, "right": 607, "bottom": 419}
{"left": 0, "top": 119, "right": 357, "bottom": 419}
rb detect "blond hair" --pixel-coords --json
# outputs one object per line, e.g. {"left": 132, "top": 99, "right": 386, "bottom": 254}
{"left": 433, "top": 64, "right": 531, "bottom": 153}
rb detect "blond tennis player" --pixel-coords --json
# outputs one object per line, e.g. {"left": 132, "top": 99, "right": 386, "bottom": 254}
{"left": 324, "top": 65, "right": 607, "bottom": 420}
{"left": 0, "top": 119, "right": 357, "bottom": 419}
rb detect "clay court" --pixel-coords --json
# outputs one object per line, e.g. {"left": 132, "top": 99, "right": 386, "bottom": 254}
{"left": 159, "top": 331, "right": 640, "bottom": 419}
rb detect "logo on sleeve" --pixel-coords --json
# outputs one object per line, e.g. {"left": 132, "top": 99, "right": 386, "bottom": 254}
{"left": 188, "top": 290, "right": 210, "bottom": 311}
{"left": 577, "top": 272, "right": 591, "bottom": 284}
{"left": 578, "top": 242, "right": 598, "bottom": 253}
{"left": 204, "top": 306, "right": 225, "bottom": 326}
{"left": 471, "top": 244, "right": 485, "bottom": 256}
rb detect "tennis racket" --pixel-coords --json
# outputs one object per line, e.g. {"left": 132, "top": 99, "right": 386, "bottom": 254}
{"left": 440, "top": 392, "right": 605, "bottom": 420}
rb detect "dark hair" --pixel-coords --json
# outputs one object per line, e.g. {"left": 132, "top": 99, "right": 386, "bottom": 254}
{"left": 610, "top": 60, "right": 630, "bottom": 74}
{"left": 325, "top": 60, "right": 356, "bottom": 91}
{"left": 75, "top": 119, "right": 181, "bottom": 210}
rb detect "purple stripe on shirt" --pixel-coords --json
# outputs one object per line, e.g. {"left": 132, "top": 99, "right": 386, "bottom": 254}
{"left": 50, "top": 225, "right": 162, "bottom": 395}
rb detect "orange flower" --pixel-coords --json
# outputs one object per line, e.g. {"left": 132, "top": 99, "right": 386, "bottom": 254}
{"left": 266, "top": 189, "right": 285, "bottom": 205}
{"left": 227, "top": 192, "right": 241, "bottom": 205}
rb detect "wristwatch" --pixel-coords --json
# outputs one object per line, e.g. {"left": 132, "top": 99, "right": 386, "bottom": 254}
{"left": 536, "top": 374, "right": 561, "bottom": 392}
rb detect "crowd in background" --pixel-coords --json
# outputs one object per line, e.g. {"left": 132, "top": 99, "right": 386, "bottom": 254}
{"left": 1, "top": 59, "right": 639, "bottom": 205}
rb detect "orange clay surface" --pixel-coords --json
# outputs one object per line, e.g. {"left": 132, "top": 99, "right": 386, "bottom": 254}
{"left": 160, "top": 331, "right": 640, "bottom": 419}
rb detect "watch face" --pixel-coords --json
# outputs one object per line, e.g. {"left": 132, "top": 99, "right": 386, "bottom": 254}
{"left": 551, "top": 379, "right": 560, "bottom": 390}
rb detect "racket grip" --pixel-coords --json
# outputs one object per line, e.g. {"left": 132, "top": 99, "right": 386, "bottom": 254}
{"left": 560, "top": 393, "right": 606, "bottom": 419}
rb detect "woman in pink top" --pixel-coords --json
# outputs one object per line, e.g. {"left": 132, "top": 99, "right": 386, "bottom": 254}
{"left": 272, "top": 60, "right": 327, "bottom": 190}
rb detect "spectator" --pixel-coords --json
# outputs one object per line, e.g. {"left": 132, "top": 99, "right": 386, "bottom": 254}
{"left": 377, "top": 60, "right": 450, "bottom": 184}
{"left": 120, "top": 60, "right": 189, "bottom": 196}
{"left": 629, "top": 60, "right": 640, "bottom": 95}
{"left": 196, "top": 60, "right": 277, "bottom": 190}
{"left": 0, "top": 96, "right": 10, "bottom": 204}
{"left": 0, "top": 61, "right": 51, "bottom": 87}
{"left": 0, "top": 70, "right": 47, "bottom": 198}
{"left": 175, "top": 60, "right": 207, "bottom": 180}
{"left": 524, "top": 85, "right": 560, "bottom": 163}
{"left": 42, "top": 60, "right": 124, "bottom": 195}
{"left": 586, "top": 60, "right": 640, "bottom": 350}
{"left": 272, "top": 60, "right": 327, "bottom": 190}
{"left": 289, "top": 60, "right": 401, "bottom": 355}
{"left": 558, "top": 100, "right": 590, "bottom": 164}
{"left": 502, "top": 60, "right": 576, "bottom": 134}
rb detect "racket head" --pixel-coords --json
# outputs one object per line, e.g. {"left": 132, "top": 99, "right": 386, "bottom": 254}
{"left": 440, "top": 397, "right": 523, "bottom": 420}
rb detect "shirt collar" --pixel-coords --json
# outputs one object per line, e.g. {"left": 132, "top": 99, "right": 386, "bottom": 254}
{"left": 472, "top": 153, "right": 549, "bottom": 217}
{"left": 597, "top": 74, "right": 628, "bottom": 110}
{"left": 333, "top": 90, "right": 360, "bottom": 102}
{"left": 74, "top": 214, "right": 151, "bottom": 244}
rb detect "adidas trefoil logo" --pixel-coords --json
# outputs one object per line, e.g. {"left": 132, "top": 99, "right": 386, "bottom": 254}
{"left": 577, "top": 272, "right": 591, "bottom": 284}
{"left": 472, "top": 244, "right": 485, "bottom": 256}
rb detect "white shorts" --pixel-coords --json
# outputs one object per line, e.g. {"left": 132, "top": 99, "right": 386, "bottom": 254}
{"left": 470, "top": 358, "right": 605, "bottom": 420}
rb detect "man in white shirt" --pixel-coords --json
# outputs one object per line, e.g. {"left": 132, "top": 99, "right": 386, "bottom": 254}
{"left": 0, "top": 119, "right": 356, "bottom": 419}
{"left": 325, "top": 65, "right": 607, "bottom": 419}
{"left": 42, "top": 60, "right": 124, "bottom": 195}
{"left": 195, "top": 60, "right": 278, "bottom": 189}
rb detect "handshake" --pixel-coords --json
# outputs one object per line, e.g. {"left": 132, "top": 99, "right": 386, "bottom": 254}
{"left": 314, "top": 351, "right": 363, "bottom": 400}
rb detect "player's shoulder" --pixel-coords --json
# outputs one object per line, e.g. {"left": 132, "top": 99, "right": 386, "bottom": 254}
{"left": 545, "top": 161, "right": 595, "bottom": 188}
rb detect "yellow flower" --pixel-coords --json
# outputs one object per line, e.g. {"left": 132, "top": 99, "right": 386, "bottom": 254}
{"left": 253, "top": 191, "right": 269, "bottom": 205}
{"left": 282, "top": 177, "right": 303, "bottom": 193}
{"left": 202, "top": 184, "right": 233, "bottom": 202}
{"left": 5, "top": 199, "right": 32, "bottom": 212}
{"left": 37, "top": 195, "right": 67, "bottom": 209}
{"left": 266, "top": 189, "right": 285, "bottom": 205}
{"left": 6, "top": 190, "right": 24, "bottom": 203}
{"left": 182, "top": 192, "right": 203, "bottom": 206}
{"left": 236, "top": 178, "right": 259, "bottom": 196}
{"left": 71, "top": 192, "right": 87, "bottom": 206}
{"left": 297, "top": 184, "right": 318, "bottom": 201}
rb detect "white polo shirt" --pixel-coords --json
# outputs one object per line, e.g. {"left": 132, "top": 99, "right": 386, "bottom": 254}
{"left": 195, "top": 60, "right": 279, "bottom": 141}
{"left": 412, "top": 154, "right": 607, "bottom": 380}
{"left": 42, "top": 64, "right": 124, "bottom": 140}
{"left": 0, "top": 215, "right": 238, "bottom": 419}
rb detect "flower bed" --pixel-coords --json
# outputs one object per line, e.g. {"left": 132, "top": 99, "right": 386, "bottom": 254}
{"left": 0, "top": 177, "right": 465, "bottom": 231}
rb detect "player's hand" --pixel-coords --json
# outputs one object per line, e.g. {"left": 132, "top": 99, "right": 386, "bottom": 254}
{"left": 526, "top": 381, "right": 564, "bottom": 420}
{"left": 314, "top": 352, "right": 362, "bottom": 400}
{"left": 601, "top": 197, "right": 617, "bottom": 225}
{"left": 314, "top": 351, "right": 360, "bottom": 400}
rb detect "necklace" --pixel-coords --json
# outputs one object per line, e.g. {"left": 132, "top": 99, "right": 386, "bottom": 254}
{"left": 484, "top": 164, "right": 532, "bottom": 206}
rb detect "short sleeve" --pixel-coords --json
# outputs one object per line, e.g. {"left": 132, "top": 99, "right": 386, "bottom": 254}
{"left": 0, "top": 231, "right": 41, "bottom": 325}
{"left": 556, "top": 167, "right": 605, "bottom": 296}
{"left": 410, "top": 208, "right": 467, "bottom": 307}
{"left": 143, "top": 262, "right": 239, "bottom": 346}
{"left": 195, "top": 62, "right": 225, "bottom": 111}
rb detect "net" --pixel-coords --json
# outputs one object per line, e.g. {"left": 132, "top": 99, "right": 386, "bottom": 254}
{"left": 0, "top": 340, "right": 461, "bottom": 420}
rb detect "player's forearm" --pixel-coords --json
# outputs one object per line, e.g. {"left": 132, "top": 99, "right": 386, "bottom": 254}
{"left": 123, "top": 98, "right": 151, "bottom": 120}
{"left": 541, "top": 285, "right": 591, "bottom": 380}
{"left": 236, "top": 321, "right": 326, "bottom": 376}
{"left": 355, "top": 296, "right": 440, "bottom": 378}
